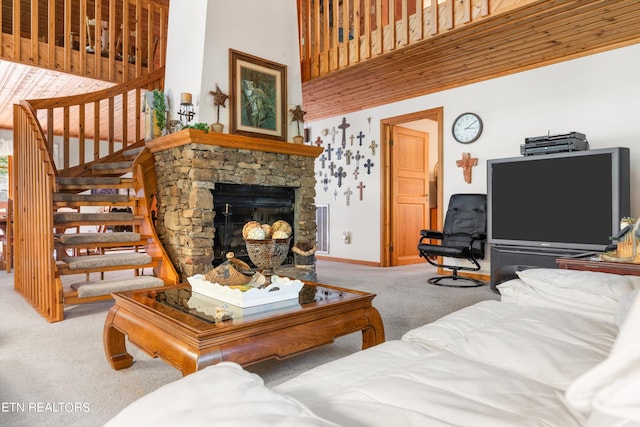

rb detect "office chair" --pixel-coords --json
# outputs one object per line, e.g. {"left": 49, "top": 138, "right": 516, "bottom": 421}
{"left": 418, "top": 193, "right": 487, "bottom": 287}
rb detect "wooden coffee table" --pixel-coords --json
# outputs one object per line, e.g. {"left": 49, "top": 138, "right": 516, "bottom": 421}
{"left": 103, "top": 281, "right": 385, "bottom": 376}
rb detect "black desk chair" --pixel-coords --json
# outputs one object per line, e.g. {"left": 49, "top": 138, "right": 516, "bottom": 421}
{"left": 418, "top": 194, "right": 487, "bottom": 287}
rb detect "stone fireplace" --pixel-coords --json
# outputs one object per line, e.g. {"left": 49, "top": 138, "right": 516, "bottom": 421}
{"left": 147, "top": 130, "right": 322, "bottom": 282}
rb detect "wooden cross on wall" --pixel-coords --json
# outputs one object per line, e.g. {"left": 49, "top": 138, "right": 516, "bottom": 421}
{"left": 357, "top": 181, "right": 366, "bottom": 200}
{"left": 456, "top": 152, "right": 478, "bottom": 184}
{"left": 314, "top": 136, "right": 323, "bottom": 147}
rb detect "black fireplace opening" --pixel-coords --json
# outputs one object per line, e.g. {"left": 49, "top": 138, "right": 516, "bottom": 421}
{"left": 212, "top": 183, "right": 295, "bottom": 266}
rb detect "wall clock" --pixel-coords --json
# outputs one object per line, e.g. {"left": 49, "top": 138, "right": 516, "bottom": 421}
{"left": 452, "top": 112, "right": 483, "bottom": 144}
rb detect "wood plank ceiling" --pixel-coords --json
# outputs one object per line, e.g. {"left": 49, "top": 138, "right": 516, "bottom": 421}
{"left": 0, "top": 0, "right": 638, "bottom": 133}
{"left": 302, "top": 0, "right": 640, "bottom": 121}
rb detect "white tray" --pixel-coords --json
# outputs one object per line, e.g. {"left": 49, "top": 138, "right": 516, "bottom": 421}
{"left": 187, "top": 274, "right": 304, "bottom": 308}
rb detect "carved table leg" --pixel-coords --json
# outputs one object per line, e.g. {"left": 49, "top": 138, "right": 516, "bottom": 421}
{"left": 361, "top": 306, "right": 386, "bottom": 349}
{"left": 103, "top": 306, "right": 134, "bottom": 370}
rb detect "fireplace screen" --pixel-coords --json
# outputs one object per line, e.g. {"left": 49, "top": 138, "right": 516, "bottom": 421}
{"left": 212, "top": 183, "right": 295, "bottom": 266}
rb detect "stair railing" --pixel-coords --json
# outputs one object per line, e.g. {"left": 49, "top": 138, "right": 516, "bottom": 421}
{"left": 13, "top": 68, "right": 172, "bottom": 322}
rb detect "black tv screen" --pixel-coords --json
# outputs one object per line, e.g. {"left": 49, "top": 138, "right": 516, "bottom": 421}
{"left": 487, "top": 147, "right": 630, "bottom": 251}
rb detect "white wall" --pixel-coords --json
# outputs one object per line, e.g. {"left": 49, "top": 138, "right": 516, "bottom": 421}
{"left": 164, "top": 0, "right": 303, "bottom": 140}
{"left": 309, "top": 43, "right": 640, "bottom": 268}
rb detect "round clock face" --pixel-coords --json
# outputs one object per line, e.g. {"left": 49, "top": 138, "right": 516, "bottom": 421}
{"left": 452, "top": 113, "right": 483, "bottom": 144}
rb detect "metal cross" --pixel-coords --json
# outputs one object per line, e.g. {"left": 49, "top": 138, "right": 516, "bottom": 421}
{"left": 354, "top": 150, "right": 362, "bottom": 168}
{"left": 335, "top": 147, "right": 343, "bottom": 160}
{"left": 344, "top": 187, "right": 353, "bottom": 206}
{"left": 334, "top": 166, "right": 347, "bottom": 187}
{"left": 338, "top": 117, "right": 350, "bottom": 147}
{"left": 329, "top": 161, "right": 337, "bottom": 176}
{"left": 333, "top": 189, "right": 338, "bottom": 200}
{"left": 353, "top": 167, "right": 360, "bottom": 179}
{"left": 364, "top": 158, "right": 375, "bottom": 174}
{"left": 321, "top": 173, "right": 331, "bottom": 192}
{"left": 369, "top": 140, "right": 378, "bottom": 156}
{"left": 349, "top": 134, "right": 355, "bottom": 146}
{"left": 314, "top": 136, "right": 323, "bottom": 147}
{"left": 329, "top": 127, "right": 338, "bottom": 143}
{"left": 344, "top": 149, "right": 353, "bottom": 165}
{"left": 325, "top": 143, "right": 334, "bottom": 160}
{"left": 357, "top": 181, "right": 366, "bottom": 200}
{"left": 356, "top": 131, "right": 365, "bottom": 146}
{"left": 318, "top": 153, "right": 327, "bottom": 168}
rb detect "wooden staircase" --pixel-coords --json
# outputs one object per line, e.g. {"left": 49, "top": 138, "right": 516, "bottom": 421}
{"left": 53, "top": 146, "right": 166, "bottom": 305}
{"left": 13, "top": 69, "right": 178, "bottom": 322}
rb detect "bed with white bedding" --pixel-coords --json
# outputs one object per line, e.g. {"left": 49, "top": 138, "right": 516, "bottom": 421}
{"left": 106, "top": 269, "right": 640, "bottom": 427}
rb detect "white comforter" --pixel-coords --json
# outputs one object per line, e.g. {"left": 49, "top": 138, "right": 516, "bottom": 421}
{"left": 275, "top": 301, "right": 617, "bottom": 427}
{"left": 107, "top": 293, "right": 632, "bottom": 427}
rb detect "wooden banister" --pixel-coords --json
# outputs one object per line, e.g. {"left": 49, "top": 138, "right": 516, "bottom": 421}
{"left": 13, "top": 69, "right": 170, "bottom": 322}
{"left": 24, "top": 68, "right": 164, "bottom": 177}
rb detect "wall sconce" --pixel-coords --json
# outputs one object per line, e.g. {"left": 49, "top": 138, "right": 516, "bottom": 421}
{"left": 178, "top": 92, "right": 195, "bottom": 126}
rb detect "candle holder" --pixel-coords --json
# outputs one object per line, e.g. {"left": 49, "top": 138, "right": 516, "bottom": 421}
{"left": 178, "top": 92, "right": 195, "bottom": 126}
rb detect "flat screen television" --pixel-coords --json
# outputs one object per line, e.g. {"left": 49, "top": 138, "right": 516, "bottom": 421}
{"left": 487, "top": 147, "right": 630, "bottom": 252}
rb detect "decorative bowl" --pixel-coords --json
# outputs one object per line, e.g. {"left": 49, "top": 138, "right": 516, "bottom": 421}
{"left": 244, "top": 238, "right": 291, "bottom": 277}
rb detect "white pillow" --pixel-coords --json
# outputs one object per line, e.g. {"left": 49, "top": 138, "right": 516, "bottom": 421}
{"left": 566, "top": 291, "right": 640, "bottom": 426}
{"left": 497, "top": 269, "right": 640, "bottom": 323}
{"left": 106, "top": 362, "right": 338, "bottom": 427}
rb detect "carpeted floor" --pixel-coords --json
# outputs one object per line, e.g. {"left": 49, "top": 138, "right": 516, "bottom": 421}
{"left": 0, "top": 260, "right": 498, "bottom": 426}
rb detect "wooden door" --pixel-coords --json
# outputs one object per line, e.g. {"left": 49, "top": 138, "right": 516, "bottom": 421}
{"left": 391, "top": 126, "right": 430, "bottom": 265}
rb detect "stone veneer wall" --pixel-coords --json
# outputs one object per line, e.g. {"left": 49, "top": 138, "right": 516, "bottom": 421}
{"left": 153, "top": 143, "right": 318, "bottom": 281}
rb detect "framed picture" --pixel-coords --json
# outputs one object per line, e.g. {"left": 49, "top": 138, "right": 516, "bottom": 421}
{"left": 229, "top": 49, "right": 287, "bottom": 141}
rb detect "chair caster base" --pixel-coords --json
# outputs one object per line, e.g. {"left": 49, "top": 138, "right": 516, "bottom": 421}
{"left": 428, "top": 275, "right": 485, "bottom": 288}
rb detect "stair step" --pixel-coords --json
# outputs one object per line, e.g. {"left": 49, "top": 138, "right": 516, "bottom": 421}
{"left": 123, "top": 146, "right": 145, "bottom": 159}
{"left": 62, "top": 252, "right": 152, "bottom": 270}
{"left": 92, "top": 161, "right": 133, "bottom": 171}
{"left": 69, "top": 276, "right": 164, "bottom": 298}
{"left": 57, "top": 232, "right": 142, "bottom": 246}
{"left": 91, "top": 161, "right": 133, "bottom": 176}
{"left": 54, "top": 211, "right": 135, "bottom": 224}
{"left": 53, "top": 193, "right": 132, "bottom": 203}
{"left": 57, "top": 176, "right": 133, "bottom": 190}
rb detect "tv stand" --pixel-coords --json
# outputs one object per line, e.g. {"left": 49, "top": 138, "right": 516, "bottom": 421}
{"left": 490, "top": 245, "right": 588, "bottom": 291}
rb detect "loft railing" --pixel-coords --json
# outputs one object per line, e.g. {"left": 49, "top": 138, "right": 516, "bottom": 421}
{"left": 0, "top": 0, "right": 168, "bottom": 83}
{"left": 13, "top": 69, "right": 166, "bottom": 322}
{"left": 297, "top": 0, "right": 535, "bottom": 80}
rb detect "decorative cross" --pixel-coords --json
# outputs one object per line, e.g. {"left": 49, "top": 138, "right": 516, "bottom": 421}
{"left": 321, "top": 173, "right": 331, "bottom": 192}
{"left": 356, "top": 131, "right": 366, "bottom": 146}
{"left": 330, "top": 127, "right": 338, "bottom": 143}
{"left": 314, "top": 136, "right": 323, "bottom": 147}
{"left": 338, "top": 117, "right": 350, "bottom": 147}
{"left": 318, "top": 153, "right": 327, "bottom": 168}
{"left": 334, "top": 166, "right": 347, "bottom": 188}
{"left": 364, "top": 158, "right": 375, "bottom": 174}
{"left": 344, "top": 187, "right": 353, "bottom": 206}
{"left": 456, "top": 152, "right": 479, "bottom": 184}
{"left": 369, "top": 140, "right": 378, "bottom": 156}
{"left": 325, "top": 143, "right": 334, "bottom": 160}
{"left": 335, "top": 147, "right": 343, "bottom": 160}
{"left": 353, "top": 167, "right": 360, "bottom": 179}
{"left": 344, "top": 149, "right": 353, "bottom": 165}
{"left": 333, "top": 189, "right": 338, "bottom": 200}
{"left": 349, "top": 134, "right": 355, "bottom": 146}
{"left": 329, "top": 161, "right": 337, "bottom": 176}
{"left": 357, "top": 181, "right": 366, "bottom": 200}
{"left": 354, "top": 150, "right": 362, "bottom": 168}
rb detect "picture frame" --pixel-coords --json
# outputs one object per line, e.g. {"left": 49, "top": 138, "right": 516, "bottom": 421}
{"left": 229, "top": 49, "right": 287, "bottom": 141}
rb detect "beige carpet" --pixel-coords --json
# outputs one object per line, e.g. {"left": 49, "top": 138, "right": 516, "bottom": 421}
{"left": 0, "top": 261, "right": 498, "bottom": 427}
